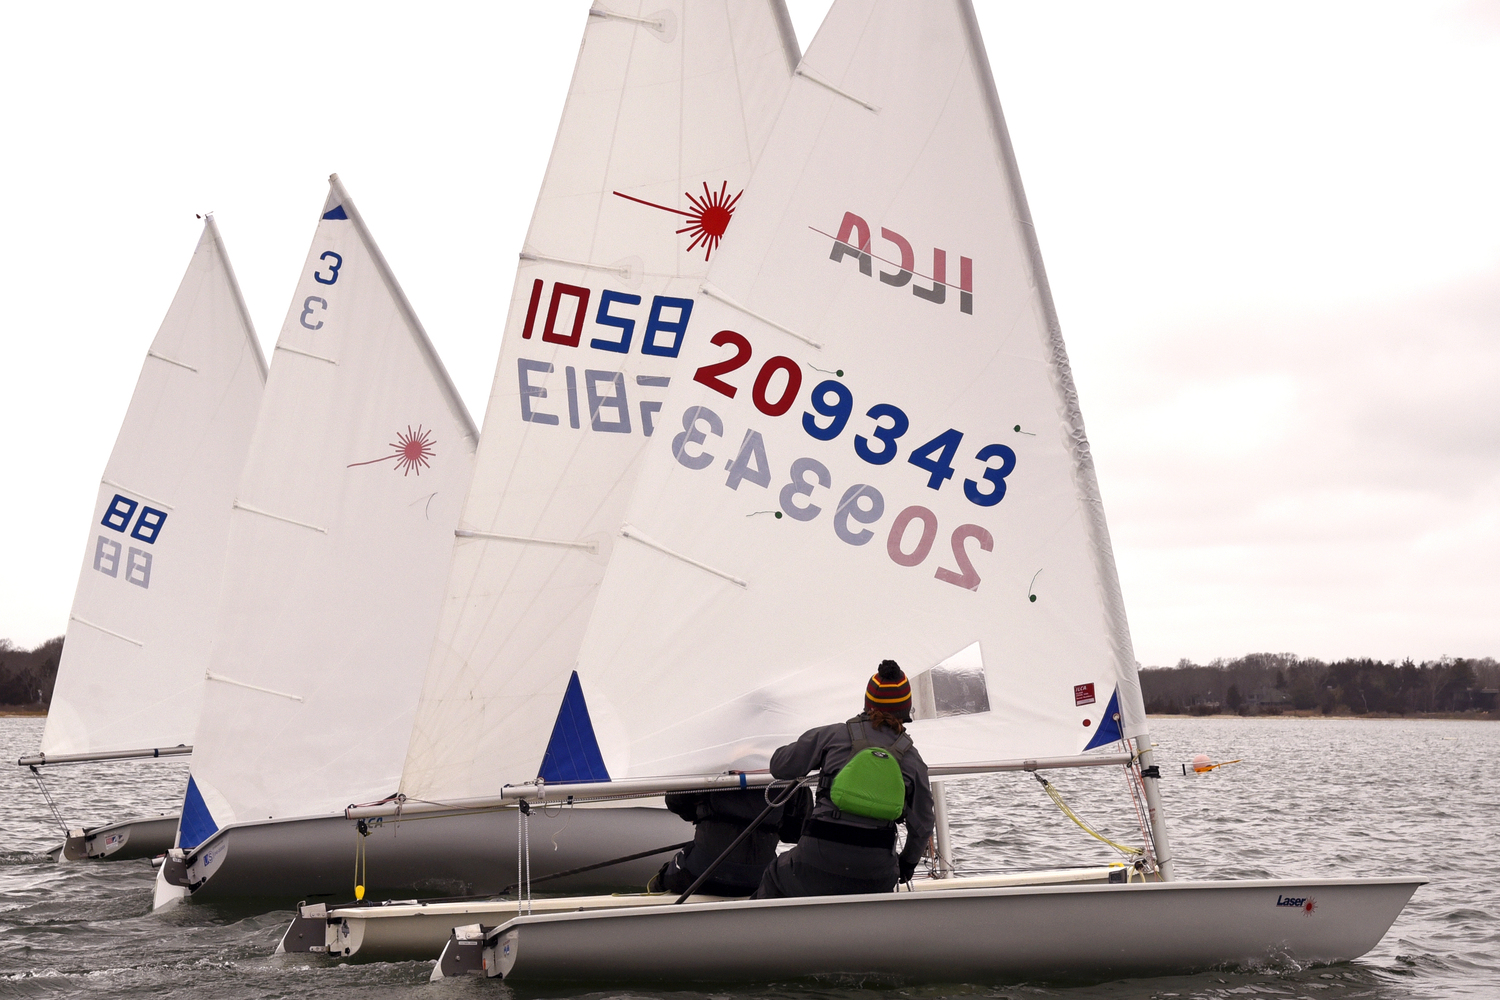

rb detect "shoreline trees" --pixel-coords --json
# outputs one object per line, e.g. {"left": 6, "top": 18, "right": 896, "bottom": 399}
{"left": 1141, "top": 653, "right": 1500, "bottom": 717}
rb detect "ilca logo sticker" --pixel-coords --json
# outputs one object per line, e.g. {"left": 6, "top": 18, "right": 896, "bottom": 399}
{"left": 817, "top": 212, "right": 974, "bottom": 314}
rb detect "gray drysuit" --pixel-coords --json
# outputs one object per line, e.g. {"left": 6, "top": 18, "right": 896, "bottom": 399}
{"left": 750, "top": 714, "right": 934, "bottom": 898}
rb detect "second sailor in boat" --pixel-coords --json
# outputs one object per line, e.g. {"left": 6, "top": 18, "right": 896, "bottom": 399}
{"left": 750, "top": 660, "right": 935, "bottom": 898}
{"left": 649, "top": 787, "right": 785, "bottom": 897}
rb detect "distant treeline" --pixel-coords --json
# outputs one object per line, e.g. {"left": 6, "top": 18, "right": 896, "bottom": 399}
{"left": 5, "top": 637, "right": 1498, "bottom": 718}
{"left": 1141, "top": 653, "right": 1500, "bottom": 717}
{"left": 0, "top": 636, "right": 62, "bottom": 707}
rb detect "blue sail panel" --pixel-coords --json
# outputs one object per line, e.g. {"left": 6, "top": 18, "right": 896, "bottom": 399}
{"left": 1083, "top": 688, "right": 1125, "bottom": 751}
{"left": 178, "top": 774, "right": 219, "bottom": 849}
{"left": 322, "top": 205, "right": 348, "bottom": 220}
{"left": 538, "top": 671, "right": 610, "bottom": 783}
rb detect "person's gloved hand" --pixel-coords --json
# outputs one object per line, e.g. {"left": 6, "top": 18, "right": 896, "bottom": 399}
{"left": 898, "top": 859, "right": 917, "bottom": 884}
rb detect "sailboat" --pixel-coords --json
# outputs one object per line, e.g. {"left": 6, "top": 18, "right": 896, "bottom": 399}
{"left": 362, "top": 0, "right": 1417, "bottom": 983}
{"left": 152, "top": 176, "right": 484, "bottom": 907}
{"left": 16, "top": 216, "right": 265, "bottom": 865}
{"left": 275, "top": 0, "right": 803, "bottom": 952}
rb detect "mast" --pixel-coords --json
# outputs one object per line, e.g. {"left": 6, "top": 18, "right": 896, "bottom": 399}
{"left": 931, "top": 782, "right": 955, "bottom": 877}
{"left": 958, "top": 0, "right": 1177, "bottom": 879}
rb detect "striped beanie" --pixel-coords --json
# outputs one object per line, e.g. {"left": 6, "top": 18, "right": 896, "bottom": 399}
{"left": 865, "top": 659, "right": 912, "bottom": 719}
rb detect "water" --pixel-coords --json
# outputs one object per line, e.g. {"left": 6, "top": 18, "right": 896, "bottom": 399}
{"left": 2, "top": 715, "right": 1496, "bottom": 998}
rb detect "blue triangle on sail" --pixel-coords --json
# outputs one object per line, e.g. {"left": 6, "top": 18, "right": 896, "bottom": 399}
{"left": 1083, "top": 688, "right": 1124, "bottom": 750}
{"left": 322, "top": 205, "right": 348, "bottom": 220}
{"left": 178, "top": 774, "right": 219, "bottom": 850}
{"left": 538, "top": 671, "right": 610, "bottom": 783}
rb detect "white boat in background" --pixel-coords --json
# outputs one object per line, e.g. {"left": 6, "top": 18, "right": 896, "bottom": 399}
{"left": 16, "top": 216, "right": 265, "bottom": 864}
{"left": 270, "top": 0, "right": 803, "bottom": 935}
{"left": 152, "top": 176, "right": 482, "bottom": 908}
{"left": 410, "top": 0, "right": 1418, "bottom": 984}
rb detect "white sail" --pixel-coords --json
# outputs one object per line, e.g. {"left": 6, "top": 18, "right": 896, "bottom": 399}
{"left": 178, "top": 178, "right": 476, "bottom": 846}
{"left": 399, "top": 0, "right": 800, "bottom": 803}
{"left": 558, "top": 0, "right": 1149, "bottom": 778}
{"left": 41, "top": 218, "right": 265, "bottom": 758}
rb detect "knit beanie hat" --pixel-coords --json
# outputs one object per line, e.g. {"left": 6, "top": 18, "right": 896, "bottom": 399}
{"left": 865, "top": 659, "right": 912, "bottom": 720}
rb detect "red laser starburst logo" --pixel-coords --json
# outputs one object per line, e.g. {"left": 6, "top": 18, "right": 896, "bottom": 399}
{"left": 614, "top": 181, "right": 742, "bottom": 260}
{"left": 348, "top": 425, "right": 436, "bottom": 476}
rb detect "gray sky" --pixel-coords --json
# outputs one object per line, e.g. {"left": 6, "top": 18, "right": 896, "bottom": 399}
{"left": 3, "top": 2, "right": 1496, "bottom": 667}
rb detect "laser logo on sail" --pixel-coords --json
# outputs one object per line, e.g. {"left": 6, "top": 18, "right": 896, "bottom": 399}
{"left": 817, "top": 212, "right": 973, "bottom": 314}
{"left": 613, "top": 181, "right": 742, "bottom": 260}
{"left": 347, "top": 426, "right": 436, "bottom": 476}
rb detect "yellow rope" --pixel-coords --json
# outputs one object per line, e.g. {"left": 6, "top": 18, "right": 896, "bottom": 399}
{"left": 1034, "top": 774, "right": 1143, "bottom": 857}
{"left": 353, "top": 826, "right": 367, "bottom": 901}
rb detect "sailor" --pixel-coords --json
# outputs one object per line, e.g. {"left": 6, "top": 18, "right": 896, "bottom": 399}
{"left": 648, "top": 788, "right": 784, "bottom": 897}
{"left": 750, "top": 659, "right": 934, "bottom": 898}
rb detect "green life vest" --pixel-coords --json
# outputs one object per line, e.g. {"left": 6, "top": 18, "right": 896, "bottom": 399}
{"left": 828, "top": 719, "right": 911, "bottom": 821}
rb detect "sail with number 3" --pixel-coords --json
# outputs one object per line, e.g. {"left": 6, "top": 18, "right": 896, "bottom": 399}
{"left": 170, "top": 177, "right": 477, "bottom": 862}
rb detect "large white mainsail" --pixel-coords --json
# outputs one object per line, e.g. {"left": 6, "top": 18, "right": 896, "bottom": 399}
{"left": 176, "top": 177, "right": 477, "bottom": 849}
{"left": 399, "top": 0, "right": 799, "bottom": 804}
{"left": 557, "top": 0, "right": 1152, "bottom": 780}
{"left": 41, "top": 217, "right": 265, "bottom": 761}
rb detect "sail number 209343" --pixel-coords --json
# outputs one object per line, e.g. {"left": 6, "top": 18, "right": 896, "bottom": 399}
{"left": 691, "top": 332, "right": 1016, "bottom": 508}
{"left": 672, "top": 406, "right": 992, "bottom": 592}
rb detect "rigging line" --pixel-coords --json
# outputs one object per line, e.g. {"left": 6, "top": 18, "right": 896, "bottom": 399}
{"left": 619, "top": 524, "right": 747, "bottom": 588}
{"left": 232, "top": 500, "right": 327, "bottom": 533}
{"left": 699, "top": 282, "right": 823, "bottom": 349}
{"left": 498, "top": 841, "right": 690, "bottom": 897}
{"left": 454, "top": 528, "right": 597, "bottom": 554}
{"left": 146, "top": 349, "right": 198, "bottom": 372}
{"left": 794, "top": 65, "right": 880, "bottom": 113}
{"left": 516, "top": 804, "right": 525, "bottom": 916}
{"left": 100, "top": 478, "right": 174, "bottom": 510}
{"left": 204, "top": 670, "right": 303, "bottom": 702}
{"left": 1122, "top": 753, "right": 1156, "bottom": 869}
{"left": 518, "top": 250, "right": 632, "bottom": 279}
{"left": 69, "top": 615, "right": 143, "bottom": 647}
{"left": 28, "top": 766, "right": 71, "bottom": 838}
{"left": 1031, "top": 772, "right": 1143, "bottom": 858}
{"left": 274, "top": 344, "right": 337, "bottom": 365}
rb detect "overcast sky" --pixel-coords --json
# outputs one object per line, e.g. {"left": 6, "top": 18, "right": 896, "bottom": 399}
{"left": 3, "top": 2, "right": 1496, "bottom": 667}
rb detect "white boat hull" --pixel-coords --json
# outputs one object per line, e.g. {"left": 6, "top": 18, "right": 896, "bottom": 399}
{"left": 287, "top": 866, "right": 1121, "bottom": 962}
{"left": 458, "top": 877, "right": 1421, "bottom": 984}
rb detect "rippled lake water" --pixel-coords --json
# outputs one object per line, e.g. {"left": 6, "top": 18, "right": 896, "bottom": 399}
{"left": 2, "top": 715, "right": 1496, "bottom": 998}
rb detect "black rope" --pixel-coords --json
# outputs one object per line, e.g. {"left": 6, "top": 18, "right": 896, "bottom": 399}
{"left": 673, "top": 778, "right": 806, "bottom": 904}
{"left": 497, "top": 839, "right": 691, "bottom": 897}
{"left": 29, "top": 765, "right": 70, "bottom": 838}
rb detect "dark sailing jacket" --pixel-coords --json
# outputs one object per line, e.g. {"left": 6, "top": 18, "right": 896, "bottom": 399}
{"left": 663, "top": 787, "right": 783, "bottom": 883}
{"left": 768, "top": 713, "right": 935, "bottom": 874}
